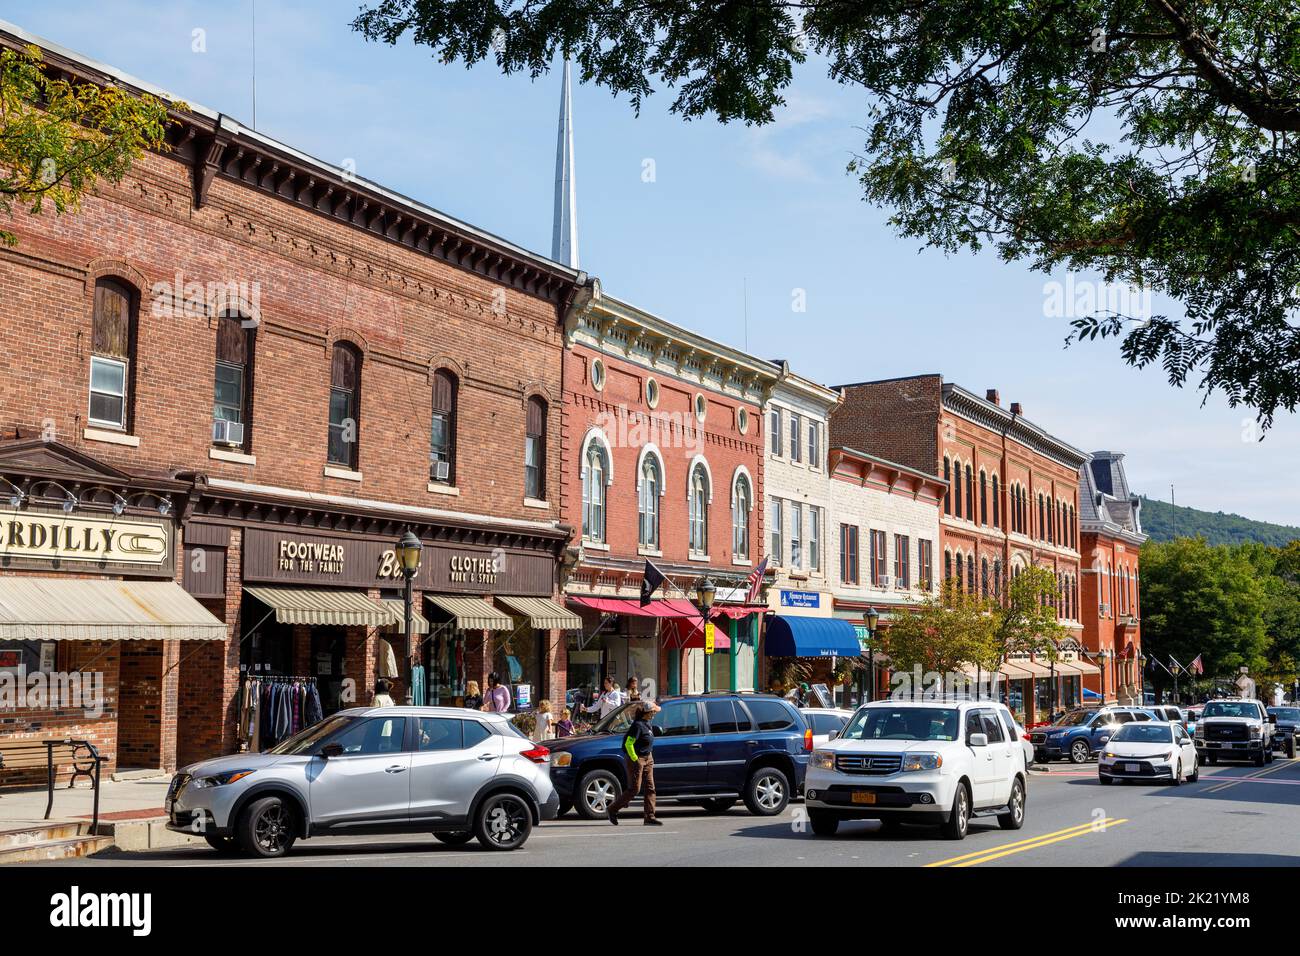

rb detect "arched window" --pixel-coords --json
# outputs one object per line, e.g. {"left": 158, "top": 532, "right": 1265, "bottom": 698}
{"left": 732, "top": 472, "right": 752, "bottom": 560}
{"left": 638, "top": 453, "right": 661, "bottom": 549}
{"left": 955, "top": 552, "right": 964, "bottom": 592}
{"left": 951, "top": 458, "right": 960, "bottom": 516}
{"left": 1037, "top": 494, "right": 1045, "bottom": 540}
{"left": 582, "top": 442, "right": 609, "bottom": 543}
{"left": 945, "top": 550, "right": 953, "bottom": 583}
{"left": 430, "top": 368, "right": 458, "bottom": 484}
{"left": 981, "top": 558, "right": 990, "bottom": 597}
{"left": 979, "top": 470, "right": 988, "bottom": 526}
{"left": 967, "top": 554, "right": 975, "bottom": 592}
{"left": 991, "top": 474, "right": 1000, "bottom": 529}
{"left": 689, "top": 464, "right": 710, "bottom": 554}
{"left": 328, "top": 342, "right": 361, "bottom": 468}
{"left": 213, "top": 311, "right": 255, "bottom": 451}
{"left": 89, "top": 278, "right": 138, "bottom": 431}
{"left": 965, "top": 465, "right": 974, "bottom": 521}
{"left": 525, "top": 396, "right": 547, "bottom": 500}
{"left": 943, "top": 457, "right": 952, "bottom": 514}
{"left": 993, "top": 559, "right": 1002, "bottom": 600}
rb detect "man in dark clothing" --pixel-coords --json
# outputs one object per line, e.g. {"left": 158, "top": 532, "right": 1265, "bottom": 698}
{"left": 608, "top": 701, "right": 662, "bottom": 826}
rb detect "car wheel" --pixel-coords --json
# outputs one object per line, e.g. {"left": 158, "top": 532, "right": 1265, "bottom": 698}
{"left": 235, "top": 796, "right": 297, "bottom": 859}
{"left": 474, "top": 792, "right": 533, "bottom": 851}
{"left": 203, "top": 834, "right": 239, "bottom": 854}
{"left": 433, "top": 831, "right": 474, "bottom": 846}
{"left": 1171, "top": 760, "right": 1182, "bottom": 786}
{"left": 940, "top": 783, "right": 970, "bottom": 840}
{"left": 1069, "top": 740, "right": 1091, "bottom": 764}
{"left": 575, "top": 770, "right": 621, "bottom": 820}
{"left": 1254, "top": 749, "right": 1266, "bottom": 767}
{"left": 1188, "top": 760, "right": 1199, "bottom": 783}
{"left": 1207, "top": 753, "right": 1218, "bottom": 765}
{"left": 744, "top": 767, "right": 790, "bottom": 816}
{"left": 699, "top": 798, "right": 736, "bottom": 814}
{"left": 998, "top": 777, "right": 1026, "bottom": 830}
{"left": 808, "top": 809, "right": 839, "bottom": 836}
{"left": 1265, "top": 746, "right": 1275, "bottom": 764}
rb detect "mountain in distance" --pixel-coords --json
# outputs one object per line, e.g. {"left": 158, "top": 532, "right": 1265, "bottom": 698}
{"left": 1138, "top": 495, "right": 1300, "bottom": 547}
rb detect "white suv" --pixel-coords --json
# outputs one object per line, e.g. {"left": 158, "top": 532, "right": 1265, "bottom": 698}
{"left": 804, "top": 699, "right": 1028, "bottom": 840}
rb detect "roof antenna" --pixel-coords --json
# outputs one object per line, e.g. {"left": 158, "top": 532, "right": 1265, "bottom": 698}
{"left": 551, "top": 58, "right": 578, "bottom": 267}
{"left": 251, "top": 0, "right": 258, "bottom": 129}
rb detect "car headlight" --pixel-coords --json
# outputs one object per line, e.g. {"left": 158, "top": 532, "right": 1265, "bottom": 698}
{"left": 1250, "top": 727, "right": 1263, "bottom": 739}
{"left": 901, "top": 752, "right": 942, "bottom": 772}
{"left": 811, "top": 750, "right": 836, "bottom": 771}
{"left": 1156, "top": 751, "right": 1173, "bottom": 761}
{"left": 191, "top": 769, "right": 255, "bottom": 788}
{"left": 551, "top": 752, "right": 573, "bottom": 768}
{"left": 1102, "top": 751, "right": 1116, "bottom": 759}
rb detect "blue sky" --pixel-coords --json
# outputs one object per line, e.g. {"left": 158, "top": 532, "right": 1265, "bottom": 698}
{"left": 5, "top": 0, "right": 1295, "bottom": 526}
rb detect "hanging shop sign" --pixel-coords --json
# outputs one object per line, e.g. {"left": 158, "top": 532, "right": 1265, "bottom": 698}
{"left": 242, "top": 528, "right": 554, "bottom": 595}
{"left": 0, "top": 507, "right": 172, "bottom": 575}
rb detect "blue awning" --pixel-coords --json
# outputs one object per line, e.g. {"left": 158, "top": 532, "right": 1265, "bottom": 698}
{"left": 764, "top": 615, "right": 862, "bottom": 658}
{"left": 1082, "top": 687, "right": 1103, "bottom": 701}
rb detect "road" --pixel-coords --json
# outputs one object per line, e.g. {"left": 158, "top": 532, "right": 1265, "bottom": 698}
{"left": 42, "top": 756, "right": 1300, "bottom": 867}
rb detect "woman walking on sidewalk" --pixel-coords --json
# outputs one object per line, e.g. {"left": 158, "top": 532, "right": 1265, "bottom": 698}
{"left": 608, "top": 701, "right": 662, "bottom": 827}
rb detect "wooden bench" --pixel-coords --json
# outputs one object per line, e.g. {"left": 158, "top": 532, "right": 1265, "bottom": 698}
{"left": 0, "top": 739, "right": 106, "bottom": 833}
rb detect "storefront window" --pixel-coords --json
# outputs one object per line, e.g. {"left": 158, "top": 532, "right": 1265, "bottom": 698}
{"left": 495, "top": 629, "right": 543, "bottom": 711}
{"left": 1035, "top": 677, "right": 1054, "bottom": 717}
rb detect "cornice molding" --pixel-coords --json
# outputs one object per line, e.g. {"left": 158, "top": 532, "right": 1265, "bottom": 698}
{"left": 942, "top": 384, "right": 1090, "bottom": 470}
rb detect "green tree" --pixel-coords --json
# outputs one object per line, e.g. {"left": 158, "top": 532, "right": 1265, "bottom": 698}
{"left": 1140, "top": 538, "right": 1271, "bottom": 695}
{"left": 880, "top": 580, "right": 996, "bottom": 684}
{"left": 984, "top": 564, "right": 1069, "bottom": 672}
{"left": 1, "top": 45, "right": 174, "bottom": 247}
{"left": 354, "top": 1, "right": 1300, "bottom": 428}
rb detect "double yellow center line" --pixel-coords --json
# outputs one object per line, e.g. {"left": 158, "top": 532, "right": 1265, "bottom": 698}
{"left": 925, "top": 818, "right": 1128, "bottom": 867}
{"left": 1204, "top": 758, "right": 1296, "bottom": 794}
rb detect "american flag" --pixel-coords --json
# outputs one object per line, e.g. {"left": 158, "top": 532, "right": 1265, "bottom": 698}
{"left": 745, "top": 555, "right": 770, "bottom": 605}
{"left": 1190, "top": 654, "right": 1204, "bottom": 675}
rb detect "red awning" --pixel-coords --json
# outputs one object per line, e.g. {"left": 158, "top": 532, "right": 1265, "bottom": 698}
{"left": 710, "top": 604, "right": 766, "bottom": 620}
{"left": 566, "top": 596, "right": 700, "bottom": 619}
{"left": 662, "top": 617, "right": 732, "bottom": 650}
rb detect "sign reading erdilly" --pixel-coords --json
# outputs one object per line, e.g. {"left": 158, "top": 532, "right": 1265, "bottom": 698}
{"left": 0, "top": 508, "right": 169, "bottom": 567}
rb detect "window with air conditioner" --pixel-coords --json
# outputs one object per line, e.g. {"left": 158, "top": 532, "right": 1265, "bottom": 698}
{"left": 212, "top": 313, "right": 254, "bottom": 449}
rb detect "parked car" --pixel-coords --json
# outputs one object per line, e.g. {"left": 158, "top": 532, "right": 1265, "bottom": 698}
{"left": 165, "top": 706, "right": 557, "bottom": 857}
{"left": 544, "top": 693, "right": 812, "bottom": 819}
{"left": 1029, "top": 706, "right": 1156, "bottom": 764}
{"left": 1184, "top": 706, "right": 1204, "bottom": 736}
{"left": 1148, "top": 704, "right": 1184, "bottom": 724}
{"left": 1195, "top": 698, "right": 1275, "bottom": 766}
{"left": 1012, "top": 716, "right": 1036, "bottom": 768}
{"left": 801, "top": 707, "right": 853, "bottom": 746}
{"left": 1098, "top": 721, "right": 1199, "bottom": 785}
{"left": 1267, "top": 706, "right": 1300, "bottom": 758}
{"left": 804, "top": 699, "right": 1027, "bottom": 840}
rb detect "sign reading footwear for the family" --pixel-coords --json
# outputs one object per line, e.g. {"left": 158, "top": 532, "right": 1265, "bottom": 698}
{"left": 0, "top": 507, "right": 171, "bottom": 570}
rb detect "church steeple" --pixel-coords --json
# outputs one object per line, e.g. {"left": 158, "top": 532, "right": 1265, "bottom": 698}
{"left": 551, "top": 59, "right": 578, "bottom": 268}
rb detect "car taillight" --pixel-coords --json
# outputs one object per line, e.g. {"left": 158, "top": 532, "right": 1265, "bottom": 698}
{"left": 1022, "top": 733, "right": 1032, "bottom": 741}
{"left": 803, "top": 729, "right": 813, "bottom": 751}
{"left": 520, "top": 746, "right": 550, "bottom": 764}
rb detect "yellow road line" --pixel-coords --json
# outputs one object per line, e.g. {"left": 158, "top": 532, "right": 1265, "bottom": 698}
{"left": 1204, "top": 759, "right": 1295, "bottom": 794}
{"left": 924, "top": 819, "right": 1112, "bottom": 868}
{"left": 948, "top": 818, "right": 1127, "bottom": 867}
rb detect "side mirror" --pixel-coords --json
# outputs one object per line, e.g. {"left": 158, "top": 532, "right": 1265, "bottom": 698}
{"left": 1267, "top": 714, "right": 1278, "bottom": 724}
{"left": 319, "top": 743, "right": 344, "bottom": 759}
{"left": 968, "top": 732, "right": 988, "bottom": 748}
{"left": 827, "top": 730, "right": 839, "bottom": 741}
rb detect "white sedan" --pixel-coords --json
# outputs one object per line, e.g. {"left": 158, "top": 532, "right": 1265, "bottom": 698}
{"left": 1099, "top": 721, "right": 1199, "bottom": 785}
{"left": 801, "top": 707, "right": 854, "bottom": 746}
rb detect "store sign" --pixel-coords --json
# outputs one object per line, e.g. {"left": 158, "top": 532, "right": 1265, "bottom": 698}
{"left": 779, "top": 589, "right": 821, "bottom": 609}
{"left": 243, "top": 528, "right": 553, "bottom": 596}
{"left": 704, "top": 622, "right": 716, "bottom": 655}
{"left": 0, "top": 507, "right": 170, "bottom": 570}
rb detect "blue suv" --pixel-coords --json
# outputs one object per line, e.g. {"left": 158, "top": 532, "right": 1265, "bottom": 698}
{"left": 1030, "top": 706, "right": 1157, "bottom": 764}
{"left": 545, "top": 693, "right": 812, "bottom": 818}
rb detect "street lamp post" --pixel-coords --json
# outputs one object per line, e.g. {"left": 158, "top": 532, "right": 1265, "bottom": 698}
{"left": 1139, "top": 653, "right": 1148, "bottom": 704}
{"left": 695, "top": 576, "right": 716, "bottom": 693}
{"left": 1099, "top": 648, "right": 1111, "bottom": 702}
{"left": 395, "top": 529, "right": 423, "bottom": 705}
{"left": 864, "top": 607, "right": 879, "bottom": 703}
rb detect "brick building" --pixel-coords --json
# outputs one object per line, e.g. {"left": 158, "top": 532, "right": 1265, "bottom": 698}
{"left": 1078, "top": 452, "right": 1146, "bottom": 704}
{"left": 832, "top": 375, "right": 1095, "bottom": 722}
{"left": 0, "top": 23, "right": 584, "bottom": 774}
{"left": 560, "top": 284, "right": 778, "bottom": 704}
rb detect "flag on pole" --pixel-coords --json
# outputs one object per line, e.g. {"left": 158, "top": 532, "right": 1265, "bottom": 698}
{"left": 1189, "top": 654, "right": 1204, "bottom": 675}
{"left": 745, "top": 555, "right": 770, "bottom": 605}
{"left": 640, "top": 560, "right": 667, "bottom": 607}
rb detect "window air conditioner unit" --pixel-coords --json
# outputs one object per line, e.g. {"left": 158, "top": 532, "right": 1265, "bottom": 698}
{"left": 212, "top": 419, "right": 244, "bottom": 446}
{"left": 433, "top": 460, "right": 451, "bottom": 481}
{"left": 877, "top": 575, "right": 893, "bottom": 589}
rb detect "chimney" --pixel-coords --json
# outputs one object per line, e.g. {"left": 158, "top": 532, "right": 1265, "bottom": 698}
{"left": 985, "top": 389, "right": 1000, "bottom": 406}
{"left": 1010, "top": 402, "right": 1023, "bottom": 415}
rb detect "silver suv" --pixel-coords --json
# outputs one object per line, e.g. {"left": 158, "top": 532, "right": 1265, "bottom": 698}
{"left": 165, "top": 706, "right": 558, "bottom": 857}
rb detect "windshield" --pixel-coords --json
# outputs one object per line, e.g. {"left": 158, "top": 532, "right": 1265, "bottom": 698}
{"left": 1269, "top": 708, "right": 1300, "bottom": 722}
{"left": 1056, "top": 710, "right": 1096, "bottom": 727}
{"left": 592, "top": 701, "right": 639, "bottom": 736}
{"left": 1112, "top": 724, "right": 1173, "bottom": 744}
{"left": 1203, "top": 702, "right": 1259, "bottom": 719}
{"left": 267, "top": 714, "right": 354, "bottom": 755}
{"left": 841, "top": 706, "right": 959, "bottom": 742}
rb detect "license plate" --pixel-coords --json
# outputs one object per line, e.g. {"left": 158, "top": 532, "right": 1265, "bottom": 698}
{"left": 851, "top": 791, "right": 876, "bottom": 805}
{"left": 1124, "top": 763, "right": 1141, "bottom": 773}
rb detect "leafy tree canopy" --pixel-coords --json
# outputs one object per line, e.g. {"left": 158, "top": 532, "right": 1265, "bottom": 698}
{"left": 355, "top": 0, "right": 1300, "bottom": 428}
{"left": 0, "top": 45, "right": 174, "bottom": 247}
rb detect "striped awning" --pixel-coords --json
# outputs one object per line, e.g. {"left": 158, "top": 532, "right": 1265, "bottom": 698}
{"left": 425, "top": 594, "right": 514, "bottom": 631}
{"left": 0, "top": 578, "right": 226, "bottom": 641}
{"left": 379, "top": 598, "right": 430, "bottom": 635}
{"left": 1010, "top": 658, "right": 1055, "bottom": 678}
{"left": 1065, "top": 657, "right": 1101, "bottom": 675}
{"left": 244, "top": 587, "right": 391, "bottom": 627}
{"left": 496, "top": 596, "right": 581, "bottom": 630}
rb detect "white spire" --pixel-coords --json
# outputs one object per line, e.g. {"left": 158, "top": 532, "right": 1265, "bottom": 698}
{"left": 551, "top": 58, "right": 578, "bottom": 268}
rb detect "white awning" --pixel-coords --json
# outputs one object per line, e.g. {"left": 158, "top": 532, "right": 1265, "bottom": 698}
{"left": 425, "top": 595, "right": 514, "bottom": 631}
{"left": 244, "top": 587, "right": 391, "bottom": 627}
{"left": 496, "top": 596, "right": 582, "bottom": 630}
{"left": 0, "top": 578, "right": 227, "bottom": 641}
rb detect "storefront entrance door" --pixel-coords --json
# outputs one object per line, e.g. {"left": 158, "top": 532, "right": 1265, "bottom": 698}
{"left": 311, "top": 629, "right": 346, "bottom": 715}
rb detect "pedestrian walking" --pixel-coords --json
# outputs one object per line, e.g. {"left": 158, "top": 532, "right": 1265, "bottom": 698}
{"left": 583, "top": 676, "right": 625, "bottom": 720}
{"left": 371, "top": 678, "right": 395, "bottom": 708}
{"left": 484, "top": 672, "right": 511, "bottom": 713}
{"left": 534, "top": 699, "right": 554, "bottom": 740}
{"left": 607, "top": 701, "right": 662, "bottom": 826}
{"left": 463, "top": 680, "right": 483, "bottom": 711}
